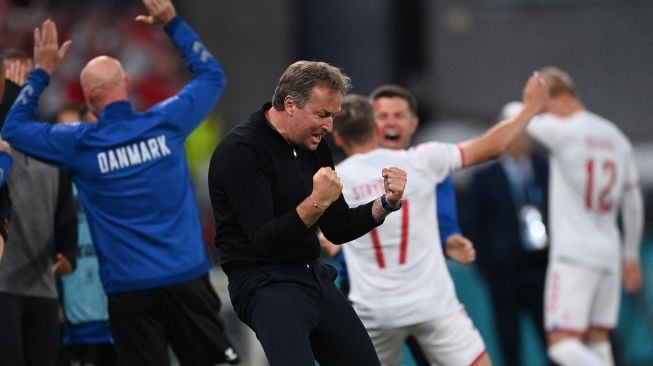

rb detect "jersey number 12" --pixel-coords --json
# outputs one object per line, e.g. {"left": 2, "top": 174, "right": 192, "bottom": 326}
{"left": 585, "top": 159, "right": 616, "bottom": 213}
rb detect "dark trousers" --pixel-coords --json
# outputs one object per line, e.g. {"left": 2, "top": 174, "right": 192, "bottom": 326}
{"left": 228, "top": 260, "right": 380, "bottom": 366}
{"left": 59, "top": 343, "right": 116, "bottom": 366}
{"left": 0, "top": 292, "right": 60, "bottom": 366}
{"left": 108, "top": 275, "right": 238, "bottom": 366}
{"left": 486, "top": 267, "right": 548, "bottom": 366}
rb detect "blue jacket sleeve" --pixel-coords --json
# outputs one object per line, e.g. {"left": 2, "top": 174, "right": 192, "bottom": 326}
{"left": 0, "top": 152, "right": 12, "bottom": 187}
{"left": 153, "top": 17, "right": 226, "bottom": 136}
{"left": 2, "top": 69, "right": 81, "bottom": 168}
{"left": 436, "top": 175, "right": 461, "bottom": 246}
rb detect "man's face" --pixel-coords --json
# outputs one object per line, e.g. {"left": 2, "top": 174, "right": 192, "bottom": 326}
{"left": 286, "top": 85, "right": 341, "bottom": 150}
{"left": 372, "top": 96, "right": 418, "bottom": 150}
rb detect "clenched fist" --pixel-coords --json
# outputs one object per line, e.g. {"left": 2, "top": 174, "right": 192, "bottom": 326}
{"left": 382, "top": 167, "right": 407, "bottom": 207}
{"left": 310, "top": 167, "right": 343, "bottom": 210}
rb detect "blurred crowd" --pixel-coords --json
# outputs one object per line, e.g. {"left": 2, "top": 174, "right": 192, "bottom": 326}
{"left": 1, "top": 1, "right": 187, "bottom": 119}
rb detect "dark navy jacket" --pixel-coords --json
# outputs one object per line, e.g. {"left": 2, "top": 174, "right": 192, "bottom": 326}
{"left": 463, "top": 154, "right": 549, "bottom": 276}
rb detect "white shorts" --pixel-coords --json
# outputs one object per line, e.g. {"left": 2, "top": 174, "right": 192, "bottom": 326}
{"left": 365, "top": 306, "right": 486, "bottom": 366}
{"left": 544, "top": 259, "right": 620, "bottom": 333}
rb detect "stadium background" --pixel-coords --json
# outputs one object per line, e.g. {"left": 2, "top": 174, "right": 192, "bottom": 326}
{"left": 1, "top": 0, "right": 652, "bottom": 365}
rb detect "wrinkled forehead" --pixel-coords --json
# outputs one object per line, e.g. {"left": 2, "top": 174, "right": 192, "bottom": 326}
{"left": 305, "top": 85, "right": 342, "bottom": 109}
{"left": 373, "top": 96, "right": 413, "bottom": 115}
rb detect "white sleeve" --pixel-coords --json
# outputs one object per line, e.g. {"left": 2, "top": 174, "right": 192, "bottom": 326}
{"left": 407, "top": 142, "right": 462, "bottom": 181}
{"left": 621, "top": 148, "right": 644, "bottom": 261}
{"left": 527, "top": 114, "right": 568, "bottom": 151}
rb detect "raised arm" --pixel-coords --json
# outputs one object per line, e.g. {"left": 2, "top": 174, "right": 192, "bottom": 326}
{"left": 135, "top": 0, "right": 177, "bottom": 26}
{"left": 2, "top": 20, "right": 79, "bottom": 167}
{"left": 142, "top": 0, "right": 226, "bottom": 135}
{"left": 458, "top": 73, "right": 549, "bottom": 167}
{"left": 5, "top": 59, "right": 31, "bottom": 87}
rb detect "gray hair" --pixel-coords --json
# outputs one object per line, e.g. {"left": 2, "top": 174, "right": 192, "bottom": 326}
{"left": 272, "top": 60, "right": 352, "bottom": 110}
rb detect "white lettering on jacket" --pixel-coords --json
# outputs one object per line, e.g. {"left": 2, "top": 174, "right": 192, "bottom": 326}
{"left": 97, "top": 135, "right": 172, "bottom": 174}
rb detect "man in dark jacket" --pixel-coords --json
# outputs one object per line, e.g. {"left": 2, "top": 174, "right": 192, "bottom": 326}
{"left": 209, "top": 60, "right": 407, "bottom": 366}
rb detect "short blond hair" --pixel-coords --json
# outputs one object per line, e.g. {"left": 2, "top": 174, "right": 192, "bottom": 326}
{"left": 539, "top": 66, "right": 576, "bottom": 97}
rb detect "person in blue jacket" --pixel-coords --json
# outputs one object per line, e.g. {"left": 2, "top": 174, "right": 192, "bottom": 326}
{"left": 3, "top": 0, "right": 239, "bottom": 364}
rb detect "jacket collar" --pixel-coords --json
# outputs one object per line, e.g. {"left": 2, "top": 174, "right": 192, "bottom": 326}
{"left": 99, "top": 101, "right": 134, "bottom": 121}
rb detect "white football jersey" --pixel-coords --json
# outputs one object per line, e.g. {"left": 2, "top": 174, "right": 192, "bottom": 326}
{"left": 528, "top": 111, "right": 640, "bottom": 272}
{"left": 336, "top": 143, "right": 463, "bottom": 328}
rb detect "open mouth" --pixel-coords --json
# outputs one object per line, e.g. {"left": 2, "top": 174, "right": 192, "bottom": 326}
{"left": 384, "top": 132, "right": 400, "bottom": 141}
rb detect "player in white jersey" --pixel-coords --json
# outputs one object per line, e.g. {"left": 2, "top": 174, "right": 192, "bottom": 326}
{"left": 370, "top": 84, "right": 476, "bottom": 266}
{"left": 330, "top": 72, "right": 548, "bottom": 366}
{"left": 526, "top": 67, "right": 644, "bottom": 366}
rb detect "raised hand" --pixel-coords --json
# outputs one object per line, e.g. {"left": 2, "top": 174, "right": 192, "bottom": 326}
{"left": 382, "top": 167, "right": 407, "bottom": 207}
{"left": 33, "top": 19, "right": 71, "bottom": 75}
{"left": 522, "top": 72, "right": 549, "bottom": 113}
{"left": 5, "top": 60, "right": 30, "bottom": 87}
{"left": 310, "top": 167, "right": 343, "bottom": 210}
{"left": 135, "top": 0, "right": 177, "bottom": 26}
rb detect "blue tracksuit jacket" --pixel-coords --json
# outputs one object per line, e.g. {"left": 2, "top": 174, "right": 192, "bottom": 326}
{"left": 3, "top": 17, "right": 225, "bottom": 294}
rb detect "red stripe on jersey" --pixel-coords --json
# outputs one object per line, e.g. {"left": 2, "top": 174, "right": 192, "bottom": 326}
{"left": 398, "top": 200, "right": 409, "bottom": 264}
{"left": 546, "top": 270, "right": 560, "bottom": 313}
{"left": 456, "top": 144, "right": 466, "bottom": 167}
{"left": 469, "top": 350, "right": 487, "bottom": 366}
{"left": 588, "top": 324, "right": 615, "bottom": 332}
{"left": 546, "top": 328, "right": 587, "bottom": 337}
{"left": 585, "top": 159, "right": 594, "bottom": 210}
{"left": 370, "top": 228, "right": 385, "bottom": 269}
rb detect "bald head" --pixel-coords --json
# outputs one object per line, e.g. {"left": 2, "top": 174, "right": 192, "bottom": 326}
{"left": 81, "top": 56, "right": 125, "bottom": 91}
{"left": 80, "top": 56, "right": 129, "bottom": 114}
